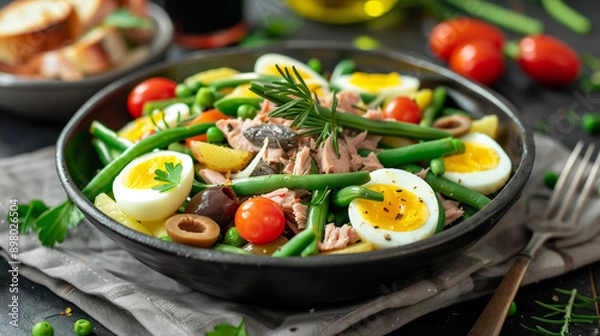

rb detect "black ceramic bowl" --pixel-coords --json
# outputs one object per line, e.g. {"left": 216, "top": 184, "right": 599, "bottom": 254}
{"left": 57, "top": 42, "right": 534, "bottom": 306}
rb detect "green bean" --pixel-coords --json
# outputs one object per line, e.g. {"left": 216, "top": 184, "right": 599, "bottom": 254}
{"left": 213, "top": 243, "right": 252, "bottom": 255}
{"left": 91, "top": 138, "right": 116, "bottom": 166}
{"left": 82, "top": 122, "right": 216, "bottom": 200}
{"left": 582, "top": 113, "right": 600, "bottom": 134}
{"left": 214, "top": 97, "right": 263, "bottom": 116}
{"left": 441, "top": 107, "right": 473, "bottom": 118}
{"left": 420, "top": 87, "right": 446, "bottom": 127}
{"left": 301, "top": 189, "right": 330, "bottom": 256}
{"left": 540, "top": 0, "right": 590, "bottom": 35}
{"left": 444, "top": 0, "right": 544, "bottom": 35}
{"left": 372, "top": 138, "right": 463, "bottom": 168}
{"left": 429, "top": 157, "right": 446, "bottom": 176}
{"left": 331, "top": 186, "right": 383, "bottom": 209}
{"left": 192, "top": 171, "right": 371, "bottom": 196}
{"left": 208, "top": 73, "right": 281, "bottom": 91}
{"left": 142, "top": 97, "right": 195, "bottom": 116}
{"left": 330, "top": 59, "right": 356, "bottom": 82}
{"left": 435, "top": 193, "right": 445, "bottom": 233}
{"left": 402, "top": 163, "right": 491, "bottom": 210}
{"left": 271, "top": 228, "right": 316, "bottom": 257}
{"left": 90, "top": 121, "right": 133, "bottom": 152}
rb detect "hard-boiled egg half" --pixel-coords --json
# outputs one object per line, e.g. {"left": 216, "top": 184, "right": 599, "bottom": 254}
{"left": 331, "top": 71, "right": 420, "bottom": 101}
{"left": 254, "top": 53, "right": 330, "bottom": 96}
{"left": 442, "top": 132, "right": 511, "bottom": 195}
{"left": 113, "top": 150, "right": 194, "bottom": 222}
{"left": 348, "top": 168, "right": 443, "bottom": 249}
{"left": 118, "top": 103, "right": 192, "bottom": 142}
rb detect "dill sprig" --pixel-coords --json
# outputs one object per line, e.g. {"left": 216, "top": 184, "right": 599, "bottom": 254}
{"left": 253, "top": 65, "right": 343, "bottom": 156}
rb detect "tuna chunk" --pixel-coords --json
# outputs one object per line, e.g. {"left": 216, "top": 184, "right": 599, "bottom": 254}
{"left": 261, "top": 188, "right": 308, "bottom": 229}
{"left": 198, "top": 168, "right": 226, "bottom": 184}
{"left": 323, "top": 91, "right": 363, "bottom": 115}
{"left": 216, "top": 117, "right": 264, "bottom": 152}
{"left": 360, "top": 152, "right": 383, "bottom": 171}
{"left": 315, "top": 137, "right": 351, "bottom": 174}
{"left": 439, "top": 193, "right": 464, "bottom": 226}
{"left": 318, "top": 224, "right": 361, "bottom": 252}
{"left": 293, "top": 146, "right": 313, "bottom": 175}
{"left": 345, "top": 131, "right": 381, "bottom": 151}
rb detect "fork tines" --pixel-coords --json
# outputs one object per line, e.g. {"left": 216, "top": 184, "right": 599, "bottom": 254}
{"left": 544, "top": 141, "right": 600, "bottom": 223}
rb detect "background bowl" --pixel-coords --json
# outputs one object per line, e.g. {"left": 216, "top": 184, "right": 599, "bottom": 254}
{"left": 57, "top": 42, "right": 534, "bottom": 306}
{"left": 0, "top": 3, "right": 172, "bottom": 121}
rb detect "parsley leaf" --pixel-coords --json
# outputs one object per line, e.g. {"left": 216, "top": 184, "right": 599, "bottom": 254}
{"left": 36, "top": 201, "right": 84, "bottom": 247}
{"left": 152, "top": 162, "right": 183, "bottom": 193}
{"left": 16, "top": 200, "right": 49, "bottom": 234}
{"left": 104, "top": 8, "right": 152, "bottom": 29}
{"left": 206, "top": 318, "right": 247, "bottom": 336}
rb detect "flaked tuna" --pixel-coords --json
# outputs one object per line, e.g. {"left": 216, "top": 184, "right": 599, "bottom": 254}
{"left": 318, "top": 223, "right": 361, "bottom": 252}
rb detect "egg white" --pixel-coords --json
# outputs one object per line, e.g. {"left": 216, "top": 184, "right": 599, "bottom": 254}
{"left": 254, "top": 53, "right": 330, "bottom": 96}
{"left": 331, "top": 73, "right": 420, "bottom": 100}
{"left": 442, "top": 132, "right": 511, "bottom": 195}
{"left": 348, "top": 168, "right": 441, "bottom": 249}
{"left": 113, "top": 151, "right": 194, "bottom": 222}
{"left": 154, "top": 103, "right": 191, "bottom": 129}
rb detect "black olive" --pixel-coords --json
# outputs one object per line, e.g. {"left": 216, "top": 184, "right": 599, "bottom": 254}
{"left": 184, "top": 186, "right": 240, "bottom": 229}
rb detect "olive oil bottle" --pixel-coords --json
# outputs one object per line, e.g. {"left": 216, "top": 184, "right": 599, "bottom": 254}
{"left": 287, "top": 0, "right": 398, "bottom": 24}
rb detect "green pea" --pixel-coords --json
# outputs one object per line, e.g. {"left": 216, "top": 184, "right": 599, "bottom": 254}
{"left": 237, "top": 104, "right": 257, "bottom": 120}
{"left": 32, "top": 321, "right": 54, "bottom": 336}
{"left": 508, "top": 301, "right": 517, "bottom": 317}
{"left": 543, "top": 170, "right": 558, "bottom": 189}
{"left": 582, "top": 113, "right": 600, "bottom": 134}
{"left": 167, "top": 142, "right": 187, "bottom": 153}
{"left": 225, "top": 227, "right": 247, "bottom": 247}
{"left": 206, "top": 126, "right": 225, "bottom": 143}
{"left": 188, "top": 81, "right": 203, "bottom": 94}
{"left": 74, "top": 319, "right": 93, "bottom": 336}
{"left": 160, "top": 235, "right": 172, "bottom": 242}
{"left": 175, "top": 83, "right": 193, "bottom": 98}
{"left": 307, "top": 58, "right": 322, "bottom": 74}
{"left": 195, "top": 87, "right": 216, "bottom": 108}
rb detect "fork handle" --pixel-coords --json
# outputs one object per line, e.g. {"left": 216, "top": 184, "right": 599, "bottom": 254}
{"left": 467, "top": 255, "right": 533, "bottom": 336}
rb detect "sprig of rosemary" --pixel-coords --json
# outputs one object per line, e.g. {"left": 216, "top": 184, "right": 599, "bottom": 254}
{"left": 152, "top": 162, "right": 183, "bottom": 193}
{"left": 521, "top": 288, "right": 600, "bottom": 335}
{"left": 251, "top": 65, "right": 343, "bottom": 156}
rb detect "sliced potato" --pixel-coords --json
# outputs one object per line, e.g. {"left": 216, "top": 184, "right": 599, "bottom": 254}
{"left": 189, "top": 141, "right": 253, "bottom": 173}
{"left": 411, "top": 88, "right": 433, "bottom": 111}
{"left": 184, "top": 67, "right": 240, "bottom": 86}
{"left": 322, "top": 241, "right": 375, "bottom": 255}
{"left": 94, "top": 193, "right": 152, "bottom": 235}
{"left": 470, "top": 115, "right": 499, "bottom": 139}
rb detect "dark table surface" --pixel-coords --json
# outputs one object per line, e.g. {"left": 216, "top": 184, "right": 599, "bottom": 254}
{"left": 1, "top": 1, "right": 600, "bottom": 335}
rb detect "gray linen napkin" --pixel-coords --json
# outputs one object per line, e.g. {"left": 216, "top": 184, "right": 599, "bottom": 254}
{"left": 1, "top": 134, "right": 599, "bottom": 336}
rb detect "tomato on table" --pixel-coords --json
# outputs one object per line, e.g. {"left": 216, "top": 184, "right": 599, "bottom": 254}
{"left": 184, "top": 109, "right": 231, "bottom": 146}
{"left": 235, "top": 197, "right": 285, "bottom": 244}
{"left": 429, "top": 18, "right": 505, "bottom": 61}
{"left": 383, "top": 96, "right": 422, "bottom": 124}
{"left": 516, "top": 35, "right": 580, "bottom": 87}
{"left": 449, "top": 39, "right": 505, "bottom": 86}
{"left": 127, "top": 77, "right": 178, "bottom": 118}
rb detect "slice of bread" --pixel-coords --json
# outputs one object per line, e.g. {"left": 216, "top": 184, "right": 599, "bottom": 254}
{"left": 64, "top": 0, "right": 118, "bottom": 30}
{"left": 0, "top": 0, "right": 80, "bottom": 65}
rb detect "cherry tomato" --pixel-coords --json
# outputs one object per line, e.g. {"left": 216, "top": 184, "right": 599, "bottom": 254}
{"left": 383, "top": 97, "right": 421, "bottom": 124}
{"left": 429, "top": 18, "right": 505, "bottom": 61}
{"left": 517, "top": 35, "right": 580, "bottom": 87}
{"left": 235, "top": 197, "right": 285, "bottom": 244}
{"left": 449, "top": 39, "right": 505, "bottom": 86}
{"left": 127, "top": 77, "right": 177, "bottom": 118}
{"left": 184, "top": 109, "right": 231, "bottom": 146}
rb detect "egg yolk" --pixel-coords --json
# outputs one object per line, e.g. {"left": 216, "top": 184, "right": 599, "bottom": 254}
{"left": 124, "top": 155, "right": 182, "bottom": 189}
{"left": 443, "top": 142, "right": 499, "bottom": 173}
{"left": 356, "top": 184, "right": 429, "bottom": 232}
{"left": 348, "top": 72, "right": 402, "bottom": 93}
{"left": 118, "top": 111, "right": 165, "bottom": 142}
{"left": 263, "top": 64, "right": 325, "bottom": 95}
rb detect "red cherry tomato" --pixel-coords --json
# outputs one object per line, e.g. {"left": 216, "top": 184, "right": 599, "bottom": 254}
{"left": 449, "top": 39, "right": 505, "bottom": 86}
{"left": 429, "top": 18, "right": 505, "bottom": 61}
{"left": 235, "top": 197, "right": 285, "bottom": 244}
{"left": 127, "top": 77, "right": 177, "bottom": 118}
{"left": 517, "top": 35, "right": 580, "bottom": 87}
{"left": 383, "top": 97, "right": 421, "bottom": 124}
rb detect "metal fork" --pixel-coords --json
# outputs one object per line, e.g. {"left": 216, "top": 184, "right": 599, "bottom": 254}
{"left": 468, "top": 141, "right": 600, "bottom": 336}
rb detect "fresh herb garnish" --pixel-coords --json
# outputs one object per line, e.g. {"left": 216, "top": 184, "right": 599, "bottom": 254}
{"left": 521, "top": 288, "right": 600, "bottom": 335}
{"left": 15, "top": 200, "right": 48, "bottom": 234}
{"left": 205, "top": 317, "right": 247, "bottom": 336}
{"left": 103, "top": 8, "right": 152, "bottom": 29}
{"left": 250, "top": 65, "right": 343, "bottom": 156}
{"left": 36, "top": 201, "right": 83, "bottom": 247}
{"left": 152, "top": 162, "right": 183, "bottom": 193}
